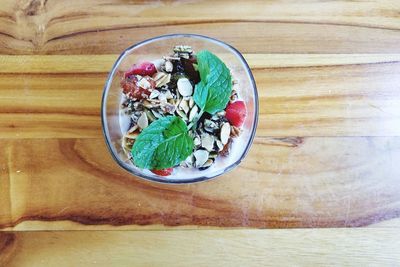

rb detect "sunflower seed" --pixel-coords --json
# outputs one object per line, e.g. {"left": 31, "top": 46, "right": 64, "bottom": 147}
{"left": 137, "top": 112, "right": 148, "bottom": 130}
{"left": 194, "top": 150, "right": 209, "bottom": 168}
{"left": 188, "top": 105, "right": 198, "bottom": 122}
{"left": 145, "top": 109, "right": 156, "bottom": 122}
{"left": 189, "top": 97, "right": 194, "bottom": 108}
{"left": 201, "top": 133, "right": 214, "bottom": 151}
{"left": 153, "top": 72, "right": 171, "bottom": 88}
{"left": 220, "top": 122, "right": 231, "bottom": 144}
{"left": 151, "top": 109, "right": 163, "bottom": 119}
{"left": 216, "top": 140, "right": 224, "bottom": 151}
{"left": 177, "top": 78, "right": 193, "bottom": 97}
{"left": 127, "top": 124, "right": 138, "bottom": 133}
{"left": 173, "top": 45, "right": 193, "bottom": 54}
{"left": 179, "top": 99, "right": 190, "bottom": 114}
{"left": 217, "top": 110, "right": 226, "bottom": 117}
{"left": 165, "top": 60, "right": 173, "bottom": 72}
{"left": 230, "top": 89, "right": 238, "bottom": 102}
{"left": 176, "top": 109, "right": 188, "bottom": 121}
{"left": 142, "top": 100, "right": 153, "bottom": 109}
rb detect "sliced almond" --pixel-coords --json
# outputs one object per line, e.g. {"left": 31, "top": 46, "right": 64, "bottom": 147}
{"left": 188, "top": 105, "right": 198, "bottom": 122}
{"left": 220, "top": 122, "right": 231, "bottom": 145}
{"left": 201, "top": 133, "right": 214, "bottom": 151}
{"left": 216, "top": 140, "right": 224, "bottom": 151}
{"left": 137, "top": 112, "right": 148, "bottom": 130}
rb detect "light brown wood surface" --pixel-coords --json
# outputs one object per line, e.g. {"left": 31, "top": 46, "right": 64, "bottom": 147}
{"left": 1, "top": 0, "right": 400, "bottom": 265}
{"left": 1, "top": 228, "right": 400, "bottom": 267}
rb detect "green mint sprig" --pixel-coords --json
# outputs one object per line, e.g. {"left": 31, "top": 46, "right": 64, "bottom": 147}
{"left": 131, "top": 116, "right": 194, "bottom": 170}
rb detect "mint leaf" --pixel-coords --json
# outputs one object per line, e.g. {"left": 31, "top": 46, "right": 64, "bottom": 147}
{"left": 193, "top": 50, "right": 232, "bottom": 114}
{"left": 131, "top": 116, "right": 194, "bottom": 170}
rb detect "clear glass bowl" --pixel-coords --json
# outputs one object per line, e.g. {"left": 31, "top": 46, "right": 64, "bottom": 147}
{"left": 101, "top": 34, "right": 258, "bottom": 183}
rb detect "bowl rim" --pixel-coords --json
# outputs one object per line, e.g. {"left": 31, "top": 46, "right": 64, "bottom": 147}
{"left": 101, "top": 33, "right": 259, "bottom": 184}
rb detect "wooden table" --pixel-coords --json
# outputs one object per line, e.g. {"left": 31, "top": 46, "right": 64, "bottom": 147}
{"left": 1, "top": 0, "right": 400, "bottom": 266}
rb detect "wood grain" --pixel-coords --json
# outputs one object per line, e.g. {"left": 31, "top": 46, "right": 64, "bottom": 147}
{"left": 1, "top": 229, "right": 400, "bottom": 266}
{"left": 0, "top": 54, "right": 399, "bottom": 138}
{"left": 1, "top": 136, "right": 400, "bottom": 230}
{"left": 1, "top": 0, "right": 400, "bottom": 54}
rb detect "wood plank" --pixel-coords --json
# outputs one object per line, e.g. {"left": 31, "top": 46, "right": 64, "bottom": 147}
{"left": 1, "top": 229, "right": 400, "bottom": 266}
{"left": 1, "top": 0, "right": 400, "bottom": 54}
{"left": 0, "top": 54, "right": 399, "bottom": 138}
{"left": 1, "top": 137, "right": 399, "bottom": 230}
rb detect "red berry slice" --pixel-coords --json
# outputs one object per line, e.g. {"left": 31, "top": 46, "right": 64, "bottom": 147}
{"left": 151, "top": 168, "right": 173, "bottom": 176}
{"left": 121, "top": 76, "right": 153, "bottom": 100}
{"left": 225, "top": 101, "right": 247, "bottom": 127}
{"left": 124, "top": 62, "right": 157, "bottom": 77}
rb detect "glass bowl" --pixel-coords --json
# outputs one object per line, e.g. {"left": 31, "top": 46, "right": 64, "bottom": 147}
{"left": 101, "top": 34, "right": 258, "bottom": 183}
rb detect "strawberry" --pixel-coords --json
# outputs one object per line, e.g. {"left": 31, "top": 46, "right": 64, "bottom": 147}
{"left": 124, "top": 62, "right": 157, "bottom": 78}
{"left": 225, "top": 101, "right": 247, "bottom": 127}
{"left": 151, "top": 168, "right": 173, "bottom": 176}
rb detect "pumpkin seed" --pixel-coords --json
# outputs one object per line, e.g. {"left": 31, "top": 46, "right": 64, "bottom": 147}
{"left": 149, "top": 90, "right": 160, "bottom": 99}
{"left": 199, "top": 159, "right": 214, "bottom": 170}
{"left": 177, "top": 78, "right": 193, "bottom": 96}
{"left": 194, "top": 150, "right": 209, "bottom": 168}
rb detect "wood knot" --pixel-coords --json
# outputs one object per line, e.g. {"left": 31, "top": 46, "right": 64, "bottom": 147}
{"left": 19, "top": 0, "right": 47, "bottom": 16}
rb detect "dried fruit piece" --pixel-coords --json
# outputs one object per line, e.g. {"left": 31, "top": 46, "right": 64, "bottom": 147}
{"left": 121, "top": 78, "right": 151, "bottom": 100}
{"left": 181, "top": 57, "right": 200, "bottom": 84}
{"left": 225, "top": 100, "right": 247, "bottom": 127}
{"left": 125, "top": 62, "right": 157, "bottom": 77}
{"left": 151, "top": 168, "right": 173, "bottom": 176}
